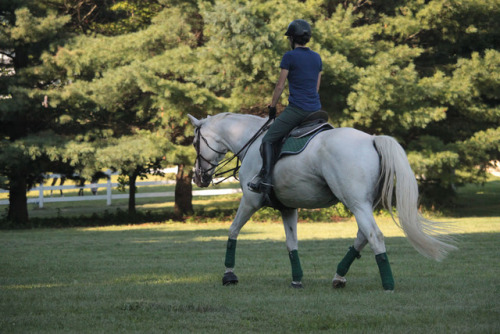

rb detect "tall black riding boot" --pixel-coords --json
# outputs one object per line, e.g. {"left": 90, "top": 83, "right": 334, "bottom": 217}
{"left": 248, "top": 141, "right": 275, "bottom": 195}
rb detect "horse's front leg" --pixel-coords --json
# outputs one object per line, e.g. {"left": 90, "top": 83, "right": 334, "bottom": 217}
{"left": 281, "top": 208, "right": 304, "bottom": 288}
{"left": 223, "top": 195, "right": 259, "bottom": 286}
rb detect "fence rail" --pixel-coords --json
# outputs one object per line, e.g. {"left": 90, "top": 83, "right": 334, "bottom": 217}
{"left": 0, "top": 180, "right": 241, "bottom": 208}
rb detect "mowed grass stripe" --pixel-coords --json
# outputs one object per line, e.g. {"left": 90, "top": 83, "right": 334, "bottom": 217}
{"left": 1, "top": 219, "right": 498, "bottom": 333}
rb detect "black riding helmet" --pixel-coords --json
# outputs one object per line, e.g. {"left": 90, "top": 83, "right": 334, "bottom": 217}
{"left": 285, "top": 19, "right": 311, "bottom": 46}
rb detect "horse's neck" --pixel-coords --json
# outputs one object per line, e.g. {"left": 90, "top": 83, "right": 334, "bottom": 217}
{"left": 218, "top": 114, "right": 267, "bottom": 155}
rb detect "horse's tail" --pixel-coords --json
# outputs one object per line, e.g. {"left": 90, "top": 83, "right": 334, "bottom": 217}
{"left": 373, "top": 135, "right": 457, "bottom": 261}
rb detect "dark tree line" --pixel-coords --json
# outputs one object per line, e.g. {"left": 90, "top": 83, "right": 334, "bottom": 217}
{"left": 1, "top": 0, "right": 499, "bottom": 224}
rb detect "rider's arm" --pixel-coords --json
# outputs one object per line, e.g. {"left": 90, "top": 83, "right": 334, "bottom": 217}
{"left": 270, "top": 68, "right": 289, "bottom": 107}
{"left": 317, "top": 72, "right": 322, "bottom": 92}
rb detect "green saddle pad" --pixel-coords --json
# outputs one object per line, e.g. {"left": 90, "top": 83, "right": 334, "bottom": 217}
{"left": 279, "top": 124, "right": 333, "bottom": 158}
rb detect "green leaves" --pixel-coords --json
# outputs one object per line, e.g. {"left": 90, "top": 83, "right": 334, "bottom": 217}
{"left": 345, "top": 58, "right": 446, "bottom": 134}
{"left": 1, "top": 0, "right": 499, "bottom": 212}
{"left": 8, "top": 7, "right": 69, "bottom": 44}
{"left": 95, "top": 132, "right": 172, "bottom": 173}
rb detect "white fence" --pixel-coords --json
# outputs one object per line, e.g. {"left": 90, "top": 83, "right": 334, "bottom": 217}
{"left": 0, "top": 179, "right": 241, "bottom": 208}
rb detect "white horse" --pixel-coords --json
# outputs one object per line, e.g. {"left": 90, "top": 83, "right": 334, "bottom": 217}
{"left": 188, "top": 112, "right": 456, "bottom": 291}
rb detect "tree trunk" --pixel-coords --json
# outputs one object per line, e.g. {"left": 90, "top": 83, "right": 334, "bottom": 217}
{"left": 175, "top": 164, "right": 193, "bottom": 216}
{"left": 128, "top": 171, "right": 138, "bottom": 215}
{"left": 7, "top": 172, "right": 29, "bottom": 225}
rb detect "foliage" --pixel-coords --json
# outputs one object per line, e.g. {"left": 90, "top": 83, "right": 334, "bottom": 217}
{"left": 246, "top": 203, "right": 353, "bottom": 223}
{"left": 194, "top": 0, "right": 499, "bottom": 204}
{"left": 1, "top": 0, "right": 499, "bottom": 225}
{"left": 0, "top": 1, "right": 73, "bottom": 223}
{"left": 88, "top": 0, "right": 162, "bottom": 35}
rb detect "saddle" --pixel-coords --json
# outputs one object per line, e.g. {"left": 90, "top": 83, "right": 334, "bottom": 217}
{"left": 264, "top": 111, "right": 334, "bottom": 210}
{"left": 289, "top": 110, "right": 330, "bottom": 137}
{"left": 278, "top": 110, "right": 334, "bottom": 159}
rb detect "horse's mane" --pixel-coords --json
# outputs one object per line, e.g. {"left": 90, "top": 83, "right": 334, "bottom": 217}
{"left": 204, "top": 113, "right": 266, "bottom": 130}
{"left": 213, "top": 112, "right": 265, "bottom": 121}
{"left": 202, "top": 112, "right": 267, "bottom": 144}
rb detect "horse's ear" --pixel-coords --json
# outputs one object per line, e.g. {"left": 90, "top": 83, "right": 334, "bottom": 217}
{"left": 188, "top": 114, "right": 201, "bottom": 127}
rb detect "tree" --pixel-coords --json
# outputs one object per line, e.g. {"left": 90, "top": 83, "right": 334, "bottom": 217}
{"left": 0, "top": 1, "right": 71, "bottom": 223}
{"left": 44, "top": 2, "right": 225, "bottom": 215}
{"left": 0, "top": 0, "right": 169, "bottom": 224}
{"left": 95, "top": 132, "right": 172, "bottom": 214}
{"left": 197, "top": 0, "right": 499, "bottom": 205}
{"left": 357, "top": 0, "right": 500, "bottom": 203}
{"left": 2, "top": 0, "right": 498, "bottom": 224}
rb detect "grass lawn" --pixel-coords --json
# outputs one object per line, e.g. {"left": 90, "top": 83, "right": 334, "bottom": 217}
{"left": 1, "top": 217, "right": 499, "bottom": 333}
{"left": 450, "top": 176, "right": 500, "bottom": 217}
{"left": 1, "top": 176, "right": 499, "bottom": 332}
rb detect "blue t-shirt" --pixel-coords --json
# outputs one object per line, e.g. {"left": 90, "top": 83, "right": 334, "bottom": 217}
{"left": 280, "top": 47, "right": 322, "bottom": 112}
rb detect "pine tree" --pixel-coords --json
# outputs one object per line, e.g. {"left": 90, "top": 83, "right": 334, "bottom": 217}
{"left": 2, "top": 0, "right": 498, "bottom": 223}
{"left": 44, "top": 2, "right": 225, "bottom": 215}
{"left": 0, "top": 1, "right": 70, "bottom": 223}
{"left": 0, "top": 0, "right": 165, "bottom": 223}
{"left": 370, "top": 0, "right": 500, "bottom": 203}
{"left": 95, "top": 132, "right": 172, "bottom": 214}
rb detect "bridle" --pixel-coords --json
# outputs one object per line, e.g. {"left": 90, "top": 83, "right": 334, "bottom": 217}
{"left": 194, "top": 127, "right": 227, "bottom": 182}
{"left": 193, "top": 118, "right": 273, "bottom": 185}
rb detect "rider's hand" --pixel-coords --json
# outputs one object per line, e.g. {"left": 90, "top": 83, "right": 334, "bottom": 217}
{"left": 268, "top": 105, "right": 277, "bottom": 120}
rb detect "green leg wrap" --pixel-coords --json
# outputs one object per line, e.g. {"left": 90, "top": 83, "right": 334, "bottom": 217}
{"left": 336, "top": 246, "right": 361, "bottom": 276}
{"left": 375, "top": 253, "right": 395, "bottom": 290}
{"left": 224, "top": 238, "right": 237, "bottom": 268}
{"left": 289, "top": 250, "right": 303, "bottom": 282}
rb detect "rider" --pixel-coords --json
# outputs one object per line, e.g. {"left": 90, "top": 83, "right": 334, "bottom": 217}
{"left": 248, "top": 19, "right": 322, "bottom": 199}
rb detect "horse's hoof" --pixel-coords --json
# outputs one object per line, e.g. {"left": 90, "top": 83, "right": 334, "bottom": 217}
{"left": 290, "top": 281, "right": 304, "bottom": 289}
{"left": 333, "top": 280, "right": 346, "bottom": 288}
{"left": 332, "top": 273, "right": 347, "bottom": 288}
{"left": 222, "top": 272, "right": 238, "bottom": 286}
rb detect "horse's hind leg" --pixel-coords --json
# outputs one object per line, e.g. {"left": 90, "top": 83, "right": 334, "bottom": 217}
{"left": 351, "top": 205, "right": 394, "bottom": 291}
{"left": 223, "top": 195, "right": 259, "bottom": 286}
{"left": 333, "top": 229, "right": 367, "bottom": 288}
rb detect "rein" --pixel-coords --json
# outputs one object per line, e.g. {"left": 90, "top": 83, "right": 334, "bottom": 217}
{"left": 195, "top": 118, "right": 273, "bottom": 185}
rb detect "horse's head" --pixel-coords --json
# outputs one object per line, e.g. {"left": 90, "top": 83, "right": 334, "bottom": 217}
{"left": 188, "top": 114, "right": 228, "bottom": 187}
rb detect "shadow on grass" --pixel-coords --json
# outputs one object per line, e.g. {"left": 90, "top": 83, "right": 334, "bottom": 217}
{"left": 1, "top": 228, "right": 498, "bottom": 333}
{"left": 78, "top": 227, "right": 250, "bottom": 242}
{"left": 451, "top": 179, "right": 500, "bottom": 217}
